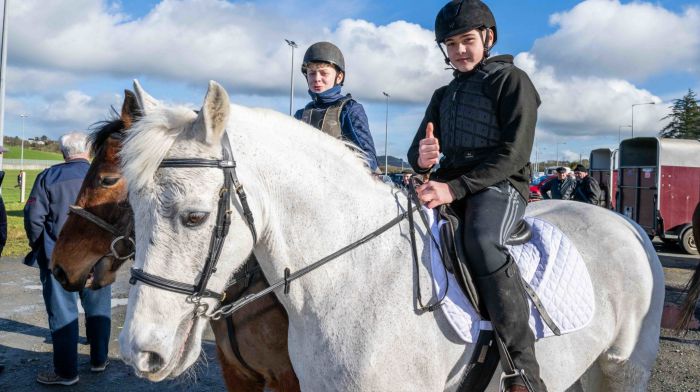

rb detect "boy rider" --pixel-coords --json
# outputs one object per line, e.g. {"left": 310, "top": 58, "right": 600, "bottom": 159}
{"left": 295, "top": 42, "right": 379, "bottom": 172}
{"left": 407, "top": 1, "right": 545, "bottom": 391}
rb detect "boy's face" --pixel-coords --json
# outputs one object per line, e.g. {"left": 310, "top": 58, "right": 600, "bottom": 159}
{"left": 444, "top": 29, "right": 491, "bottom": 73}
{"left": 306, "top": 63, "right": 343, "bottom": 94}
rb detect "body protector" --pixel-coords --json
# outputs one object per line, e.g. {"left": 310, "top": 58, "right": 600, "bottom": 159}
{"left": 300, "top": 96, "right": 351, "bottom": 138}
{"left": 438, "top": 60, "right": 511, "bottom": 169}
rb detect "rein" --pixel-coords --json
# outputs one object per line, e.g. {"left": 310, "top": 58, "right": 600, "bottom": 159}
{"left": 128, "top": 130, "right": 444, "bottom": 320}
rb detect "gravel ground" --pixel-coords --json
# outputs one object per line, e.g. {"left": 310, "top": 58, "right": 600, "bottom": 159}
{"left": 0, "top": 239, "right": 698, "bottom": 391}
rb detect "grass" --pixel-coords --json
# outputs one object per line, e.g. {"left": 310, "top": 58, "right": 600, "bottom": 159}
{"left": 2, "top": 169, "right": 43, "bottom": 257}
{"left": 2, "top": 147, "right": 63, "bottom": 160}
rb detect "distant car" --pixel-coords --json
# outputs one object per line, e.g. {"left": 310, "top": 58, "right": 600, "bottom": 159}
{"left": 378, "top": 174, "right": 396, "bottom": 186}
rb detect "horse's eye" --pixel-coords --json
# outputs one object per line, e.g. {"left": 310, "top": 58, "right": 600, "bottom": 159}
{"left": 183, "top": 212, "right": 209, "bottom": 227}
{"left": 100, "top": 176, "right": 120, "bottom": 187}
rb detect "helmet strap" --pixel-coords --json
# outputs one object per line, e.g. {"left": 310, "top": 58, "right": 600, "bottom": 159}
{"left": 437, "top": 44, "right": 456, "bottom": 71}
{"left": 481, "top": 29, "right": 492, "bottom": 60}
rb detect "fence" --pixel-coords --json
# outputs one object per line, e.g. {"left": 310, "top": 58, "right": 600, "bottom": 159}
{"left": 0, "top": 159, "right": 63, "bottom": 170}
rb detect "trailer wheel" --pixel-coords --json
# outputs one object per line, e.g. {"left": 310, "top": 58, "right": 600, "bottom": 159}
{"left": 680, "top": 226, "right": 698, "bottom": 255}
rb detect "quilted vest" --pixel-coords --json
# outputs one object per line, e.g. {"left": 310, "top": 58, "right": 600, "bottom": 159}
{"left": 439, "top": 61, "right": 511, "bottom": 168}
{"left": 300, "top": 96, "right": 351, "bottom": 139}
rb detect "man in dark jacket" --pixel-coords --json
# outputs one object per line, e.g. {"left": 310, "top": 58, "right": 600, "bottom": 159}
{"left": 572, "top": 164, "right": 601, "bottom": 205}
{"left": 540, "top": 167, "right": 575, "bottom": 200}
{"left": 24, "top": 132, "right": 111, "bottom": 386}
{"left": 408, "top": 1, "right": 545, "bottom": 391}
{"left": 294, "top": 41, "right": 379, "bottom": 172}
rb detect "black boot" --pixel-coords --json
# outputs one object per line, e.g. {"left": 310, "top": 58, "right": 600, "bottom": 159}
{"left": 475, "top": 258, "right": 547, "bottom": 392}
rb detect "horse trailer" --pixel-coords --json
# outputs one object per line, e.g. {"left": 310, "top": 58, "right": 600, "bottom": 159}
{"left": 589, "top": 148, "right": 618, "bottom": 209}
{"left": 616, "top": 137, "right": 700, "bottom": 254}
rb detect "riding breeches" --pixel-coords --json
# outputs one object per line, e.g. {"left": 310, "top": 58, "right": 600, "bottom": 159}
{"left": 452, "top": 180, "right": 526, "bottom": 277}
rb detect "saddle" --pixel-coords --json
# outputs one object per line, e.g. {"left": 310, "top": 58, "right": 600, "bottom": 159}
{"left": 437, "top": 204, "right": 531, "bottom": 316}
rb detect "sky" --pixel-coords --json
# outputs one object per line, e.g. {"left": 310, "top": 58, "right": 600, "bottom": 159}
{"left": 0, "top": 0, "right": 699, "bottom": 165}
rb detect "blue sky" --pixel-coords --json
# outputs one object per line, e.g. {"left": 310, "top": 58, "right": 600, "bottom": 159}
{"left": 1, "top": 0, "right": 699, "bottom": 166}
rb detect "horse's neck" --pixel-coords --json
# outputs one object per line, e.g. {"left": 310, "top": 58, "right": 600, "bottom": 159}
{"left": 233, "top": 109, "right": 415, "bottom": 317}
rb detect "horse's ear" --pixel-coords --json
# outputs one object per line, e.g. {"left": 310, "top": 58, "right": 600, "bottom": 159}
{"left": 193, "top": 81, "right": 230, "bottom": 146}
{"left": 132, "top": 79, "right": 159, "bottom": 115}
{"left": 121, "top": 90, "right": 140, "bottom": 129}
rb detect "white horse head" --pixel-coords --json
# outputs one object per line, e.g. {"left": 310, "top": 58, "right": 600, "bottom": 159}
{"left": 120, "top": 81, "right": 664, "bottom": 391}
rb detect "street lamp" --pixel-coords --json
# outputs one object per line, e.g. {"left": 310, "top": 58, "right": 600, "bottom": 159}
{"left": 382, "top": 92, "right": 390, "bottom": 176}
{"left": 556, "top": 141, "right": 566, "bottom": 167}
{"left": 19, "top": 113, "right": 29, "bottom": 170}
{"left": 618, "top": 125, "right": 632, "bottom": 143}
{"left": 631, "top": 102, "right": 655, "bottom": 138}
{"left": 284, "top": 39, "right": 298, "bottom": 115}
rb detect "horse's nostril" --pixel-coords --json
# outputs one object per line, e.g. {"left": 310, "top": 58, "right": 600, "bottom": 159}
{"left": 53, "top": 265, "right": 68, "bottom": 285}
{"left": 135, "top": 351, "right": 165, "bottom": 373}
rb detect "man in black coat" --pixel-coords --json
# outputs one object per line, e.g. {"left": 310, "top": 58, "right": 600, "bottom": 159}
{"left": 573, "top": 164, "right": 601, "bottom": 205}
{"left": 540, "top": 167, "right": 575, "bottom": 200}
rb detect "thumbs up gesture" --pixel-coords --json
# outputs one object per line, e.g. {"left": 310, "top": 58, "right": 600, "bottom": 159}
{"left": 418, "top": 122, "right": 440, "bottom": 169}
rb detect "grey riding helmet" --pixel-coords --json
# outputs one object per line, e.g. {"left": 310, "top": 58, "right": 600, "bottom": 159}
{"left": 434, "top": 0, "right": 497, "bottom": 63}
{"left": 301, "top": 42, "right": 346, "bottom": 85}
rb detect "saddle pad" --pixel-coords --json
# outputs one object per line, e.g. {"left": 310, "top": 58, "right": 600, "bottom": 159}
{"left": 426, "top": 207, "right": 595, "bottom": 344}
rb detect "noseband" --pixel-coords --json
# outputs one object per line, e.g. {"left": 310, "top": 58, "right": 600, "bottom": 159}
{"left": 68, "top": 204, "right": 135, "bottom": 262}
{"left": 129, "top": 133, "right": 258, "bottom": 316}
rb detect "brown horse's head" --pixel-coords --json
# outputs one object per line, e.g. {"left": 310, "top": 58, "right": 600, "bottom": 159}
{"left": 50, "top": 90, "right": 139, "bottom": 291}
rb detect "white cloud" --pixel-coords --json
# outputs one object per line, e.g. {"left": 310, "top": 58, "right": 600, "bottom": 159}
{"left": 531, "top": 0, "right": 700, "bottom": 81}
{"left": 515, "top": 52, "right": 671, "bottom": 138}
{"left": 6, "top": 0, "right": 450, "bottom": 103}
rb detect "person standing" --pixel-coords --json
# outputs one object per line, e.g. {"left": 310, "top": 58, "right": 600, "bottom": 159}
{"left": 540, "top": 167, "right": 575, "bottom": 200}
{"left": 24, "top": 132, "right": 111, "bottom": 386}
{"left": 572, "top": 164, "right": 601, "bottom": 205}
{"left": 407, "top": 1, "right": 545, "bottom": 390}
{"left": 294, "top": 41, "right": 379, "bottom": 173}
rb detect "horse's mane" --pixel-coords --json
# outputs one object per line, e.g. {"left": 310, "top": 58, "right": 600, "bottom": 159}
{"left": 88, "top": 109, "right": 125, "bottom": 158}
{"left": 121, "top": 102, "right": 383, "bottom": 195}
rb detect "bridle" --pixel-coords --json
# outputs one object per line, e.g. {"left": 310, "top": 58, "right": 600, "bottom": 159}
{"left": 68, "top": 204, "right": 135, "bottom": 263}
{"left": 129, "top": 133, "right": 258, "bottom": 316}
{"left": 127, "top": 131, "right": 444, "bottom": 320}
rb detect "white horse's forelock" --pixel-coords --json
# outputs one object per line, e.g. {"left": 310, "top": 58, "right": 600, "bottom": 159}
{"left": 120, "top": 105, "right": 197, "bottom": 190}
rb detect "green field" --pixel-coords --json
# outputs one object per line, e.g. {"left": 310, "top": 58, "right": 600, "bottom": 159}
{"left": 1, "top": 169, "right": 43, "bottom": 257}
{"left": 2, "top": 147, "right": 63, "bottom": 160}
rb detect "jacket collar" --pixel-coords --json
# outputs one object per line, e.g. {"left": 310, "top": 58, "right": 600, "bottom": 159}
{"left": 308, "top": 85, "right": 344, "bottom": 105}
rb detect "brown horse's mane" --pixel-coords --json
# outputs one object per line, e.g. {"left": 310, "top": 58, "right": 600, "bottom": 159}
{"left": 88, "top": 110, "right": 125, "bottom": 158}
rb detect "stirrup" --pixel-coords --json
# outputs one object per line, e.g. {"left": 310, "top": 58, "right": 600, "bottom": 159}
{"left": 499, "top": 368, "right": 535, "bottom": 392}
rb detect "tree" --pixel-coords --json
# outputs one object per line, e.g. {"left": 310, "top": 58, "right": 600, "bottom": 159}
{"left": 659, "top": 89, "right": 700, "bottom": 139}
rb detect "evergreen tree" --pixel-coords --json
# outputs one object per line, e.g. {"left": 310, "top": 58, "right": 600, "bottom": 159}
{"left": 659, "top": 89, "right": 700, "bottom": 139}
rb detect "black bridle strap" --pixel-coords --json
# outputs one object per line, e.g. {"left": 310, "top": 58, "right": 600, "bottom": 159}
{"left": 212, "top": 205, "right": 418, "bottom": 319}
{"left": 130, "top": 267, "right": 224, "bottom": 299}
{"left": 69, "top": 205, "right": 122, "bottom": 237}
{"left": 130, "top": 133, "right": 258, "bottom": 302}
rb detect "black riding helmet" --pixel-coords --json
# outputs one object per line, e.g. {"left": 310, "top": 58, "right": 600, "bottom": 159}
{"left": 301, "top": 42, "right": 346, "bottom": 85}
{"left": 435, "top": 0, "right": 497, "bottom": 66}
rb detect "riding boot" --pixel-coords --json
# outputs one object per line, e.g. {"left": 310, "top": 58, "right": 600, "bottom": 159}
{"left": 475, "top": 257, "right": 547, "bottom": 392}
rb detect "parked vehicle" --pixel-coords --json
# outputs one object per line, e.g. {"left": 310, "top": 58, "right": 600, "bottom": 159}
{"left": 589, "top": 148, "right": 618, "bottom": 210}
{"left": 616, "top": 137, "right": 700, "bottom": 254}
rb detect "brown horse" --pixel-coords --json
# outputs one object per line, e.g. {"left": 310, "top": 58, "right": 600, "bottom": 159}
{"left": 50, "top": 91, "right": 299, "bottom": 391}
{"left": 676, "top": 201, "right": 700, "bottom": 332}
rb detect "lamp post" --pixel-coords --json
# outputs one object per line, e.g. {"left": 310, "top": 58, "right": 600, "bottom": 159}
{"left": 19, "top": 113, "right": 29, "bottom": 170}
{"left": 382, "top": 91, "right": 390, "bottom": 176}
{"left": 631, "top": 102, "right": 655, "bottom": 138}
{"left": 556, "top": 141, "right": 566, "bottom": 167}
{"left": 284, "top": 39, "right": 298, "bottom": 115}
{"left": 618, "top": 125, "right": 632, "bottom": 143}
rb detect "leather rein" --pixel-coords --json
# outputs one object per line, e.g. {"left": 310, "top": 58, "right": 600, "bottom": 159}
{"left": 127, "top": 131, "right": 444, "bottom": 320}
{"left": 68, "top": 204, "right": 135, "bottom": 263}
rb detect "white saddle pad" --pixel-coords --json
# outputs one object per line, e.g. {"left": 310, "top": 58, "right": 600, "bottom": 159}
{"left": 427, "top": 207, "right": 595, "bottom": 344}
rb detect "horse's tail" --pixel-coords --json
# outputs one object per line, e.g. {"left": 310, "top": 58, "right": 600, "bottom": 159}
{"left": 675, "top": 202, "right": 700, "bottom": 333}
{"left": 675, "top": 262, "right": 700, "bottom": 333}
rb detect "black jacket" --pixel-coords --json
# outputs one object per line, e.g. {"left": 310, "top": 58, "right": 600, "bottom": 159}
{"left": 573, "top": 176, "right": 601, "bottom": 205}
{"left": 540, "top": 177, "right": 575, "bottom": 200}
{"left": 407, "top": 55, "right": 540, "bottom": 201}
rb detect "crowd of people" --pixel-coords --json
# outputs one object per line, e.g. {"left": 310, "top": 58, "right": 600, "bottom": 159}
{"left": 539, "top": 164, "right": 602, "bottom": 205}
